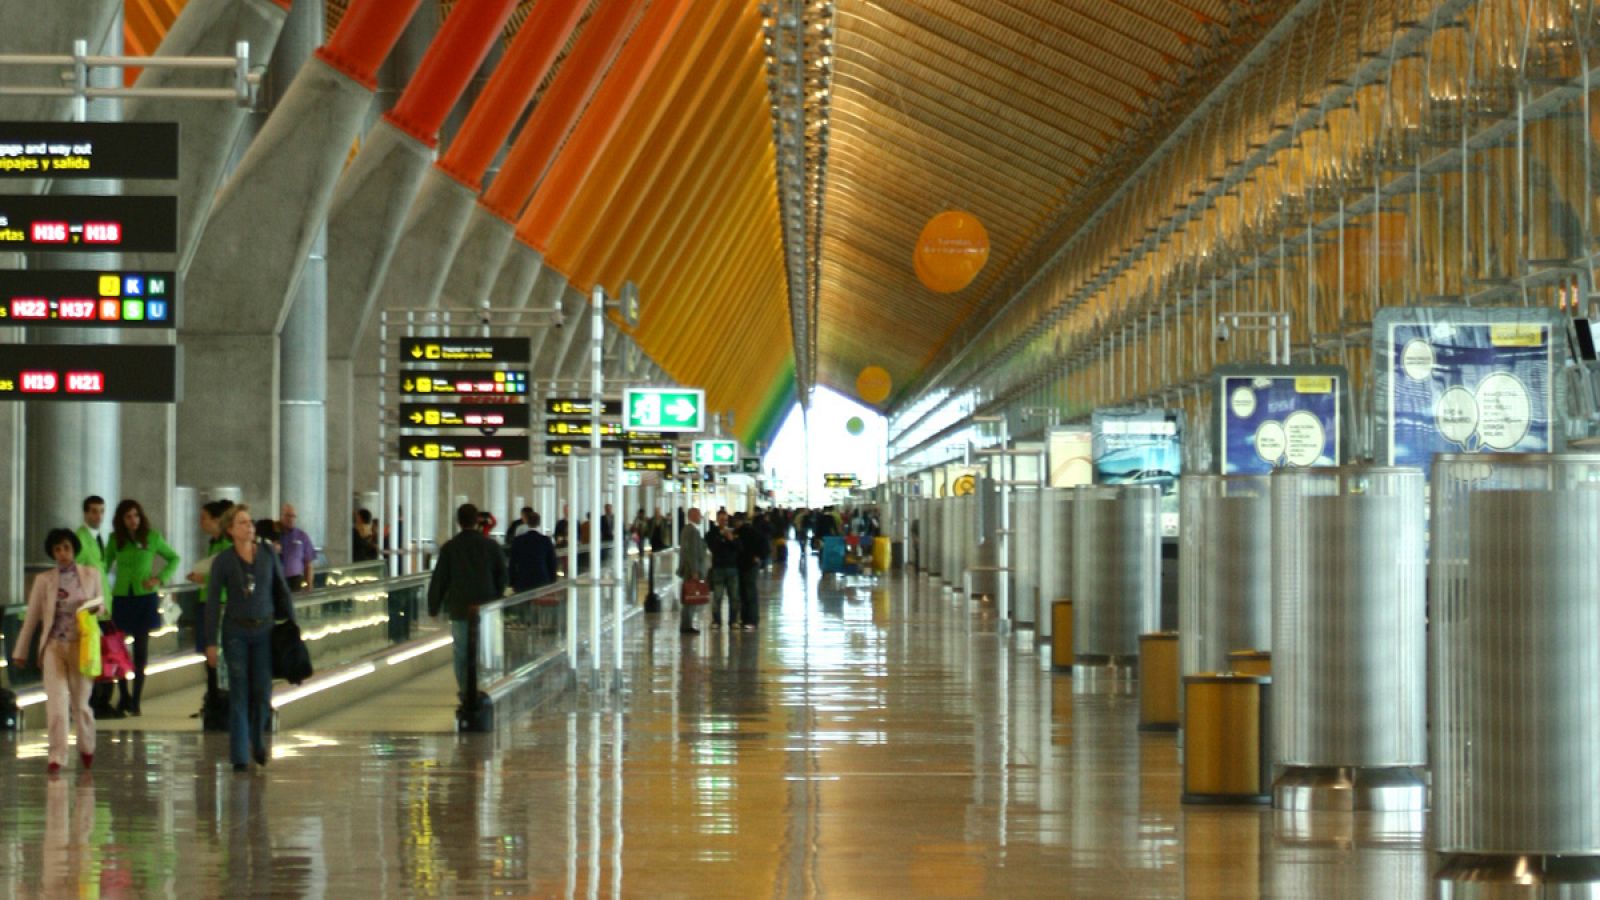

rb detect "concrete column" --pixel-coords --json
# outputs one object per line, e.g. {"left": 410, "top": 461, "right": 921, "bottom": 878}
{"left": 0, "top": 0, "right": 119, "bottom": 123}
{"left": 26, "top": 19, "right": 123, "bottom": 557}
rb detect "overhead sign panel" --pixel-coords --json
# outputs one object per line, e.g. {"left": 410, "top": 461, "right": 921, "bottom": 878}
{"left": 823, "top": 473, "right": 860, "bottom": 489}
{"left": 0, "top": 194, "right": 178, "bottom": 253}
{"left": 400, "top": 337, "right": 531, "bottom": 364}
{"left": 400, "top": 403, "right": 530, "bottom": 431}
{"left": 0, "top": 270, "right": 176, "bottom": 328}
{"left": 740, "top": 457, "right": 761, "bottom": 474}
{"left": 692, "top": 439, "right": 737, "bottom": 466}
{"left": 546, "top": 397, "right": 620, "bottom": 417}
{"left": 400, "top": 369, "right": 528, "bottom": 396}
{"left": 400, "top": 435, "right": 529, "bottom": 462}
{"left": 0, "top": 344, "right": 178, "bottom": 402}
{"left": 0, "top": 122, "right": 178, "bottom": 179}
{"left": 625, "top": 387, "right": 705, "bottom": 433}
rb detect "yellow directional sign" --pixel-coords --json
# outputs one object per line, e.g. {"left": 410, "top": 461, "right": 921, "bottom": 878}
{"left": 399, "top": 338, "right": 530, "bottom": 364}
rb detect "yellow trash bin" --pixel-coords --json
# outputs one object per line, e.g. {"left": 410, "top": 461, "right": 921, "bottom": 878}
{"left": 1138, "top": 632, "right": 1180, "bottom": 731}
{"left": 1228, "top": 649, "right": 1271, "bottom": 677}
{"left": 872, "top": 536, "right": 891, "bottom": 572}
{"left": 1051, "top": 600, "right": 1073, "bottom": 672}
{"left": 1182, "top": 673, "right": 1271, "bottom": 804}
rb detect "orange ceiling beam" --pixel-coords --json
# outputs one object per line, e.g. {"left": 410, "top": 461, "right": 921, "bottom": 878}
{"left": 436, "top": 0, "right": 590, "bottom": 190}
{"left": 479, "top": 0, "right": 647, "bottom": 223}
{"left": 316, "top": 0, "right": 427, "bottom": 88}
{"left": 385, "top": 0, "right": 519, "bottom": 147}
{"left": 514, "top": 0, "right": 700, "bottom": 254}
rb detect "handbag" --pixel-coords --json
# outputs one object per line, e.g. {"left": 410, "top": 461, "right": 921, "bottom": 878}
{"left": 98, "top": 626, "right": 135, "bottom": 684}
{"left": 76, "top": 610, "right": 102, "bottom": 677}
{"left": 681, "top": 577, "right": 710, "bottom": 606}
{"left": 271, "top": 619, "right": 314, "bottom": 685}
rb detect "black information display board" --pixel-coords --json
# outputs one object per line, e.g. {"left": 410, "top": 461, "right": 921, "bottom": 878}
{"left": 545, "top": 397, "right": 620, "bottom": 417}
{"left": 0, "top": 123, "right": 179, "bottom": 179}
{"left": 823, "top": 473, "right": 860, "bottom": 489}
{"left": 399, "top": 368, "right": 529, "bottom": 396}
{"left": 0, "top": 344, "right": 177, "bottom": 402}
{"left": 399, "top": 435, "right": 530, "bottom": 462}
{"left": 400, "top": 402, "right": 531, "bottom": 431}
{"left": 546, "top": 439, "right": 676, "bottom": 457}
{"left": 0, "top": 270, "right": 176, "bottom": 328}
{"left": 546, "top": 419, "right": 625, "bottom": 437}
{"left": 400, "top": 337, "right": 531, "bottom": 364}
{"left": 0, "top": 195, "right": 178, "bottom": 253}
{"left": 624, "top": 459, "right": 670, "bottom": 472}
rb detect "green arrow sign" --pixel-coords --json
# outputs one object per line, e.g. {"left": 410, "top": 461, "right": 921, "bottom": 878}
{"left": 693, "top": 439, "right": 738, "bottom": 466}
{"left": 624, "top": 387, "right": 705, "bottom": 433}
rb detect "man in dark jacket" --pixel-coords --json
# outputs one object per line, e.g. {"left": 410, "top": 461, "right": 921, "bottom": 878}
{"left": 509, "top": 512, "right": 559, "bottom": 593}
{"left": 735, "top": 514, "right": 766, "bottom": 629}
{"left": 428, "top": 504, "right": 508, "bottom": 702}
{"left": 705, "top": 510, "right": 741, "bottom": 628}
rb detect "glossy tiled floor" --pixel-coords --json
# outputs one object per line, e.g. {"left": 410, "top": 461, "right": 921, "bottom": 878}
{"left": 0, "top": 558, "right": 1432, "bottom": 897}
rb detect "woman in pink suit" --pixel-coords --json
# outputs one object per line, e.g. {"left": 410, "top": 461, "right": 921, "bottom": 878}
{"left": 11, "top": 528, "right": 106, "bottom": 774}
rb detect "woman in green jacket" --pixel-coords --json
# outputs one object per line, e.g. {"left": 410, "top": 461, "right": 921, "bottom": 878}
{"left": 107, "top": 498, "right": 181, "bottom": 716}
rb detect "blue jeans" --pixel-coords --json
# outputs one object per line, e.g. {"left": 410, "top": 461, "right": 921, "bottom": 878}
{"left": 451, "top": 619, "right": 475, "bottom": 704}
{"left": 223, "top": 626, "right": 273, "bottom": 766}
{"left": 711, "top": 568, "right": 740, "bottom": 625}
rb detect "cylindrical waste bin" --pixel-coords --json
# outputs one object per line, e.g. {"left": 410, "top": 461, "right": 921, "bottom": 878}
{"left": 1183, "top": 673, "right": 1271, "bottom": 804}
{"left": 1272, "top": 466, "right": 1426, "bottom": 812}
{"left": 1139, "top": 632, "right": 1179, "bottom": 730}
{"left": 1072, "top": 485, "right": 1160, "bottom": 670}
{"left": 1432, "top": 454, "right": 1600, "bottom": 890}
{"left": 1051, "top": 601, "right": 1073, "bottom": 671}
{"left": 1227, "top": 650, "right": 1271, "bottom": 678}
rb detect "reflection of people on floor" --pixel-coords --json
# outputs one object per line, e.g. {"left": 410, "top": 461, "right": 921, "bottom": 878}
{"left": 37, "top": 775, "right": 97, "bottom": 899}
{"left": 225, "top": 776, "right": 278, "bottom": 894}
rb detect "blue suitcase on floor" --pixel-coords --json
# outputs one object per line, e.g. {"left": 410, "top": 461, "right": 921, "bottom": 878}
{"left": 821, "top": 537, "right": 846, "bottom": 573}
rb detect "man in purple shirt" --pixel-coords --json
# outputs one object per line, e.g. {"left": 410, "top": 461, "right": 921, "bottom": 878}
{"left": 279, "top": 503, "right": 317, "bottom": 592}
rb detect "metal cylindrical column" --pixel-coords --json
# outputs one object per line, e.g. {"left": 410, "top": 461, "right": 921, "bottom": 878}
{"left": 925, "top": 498, "right": 942, "bottom": 579}
{"left": 1433, "top": 455, "right": 1600, "bottom": 881}
{"left": 1178, "top": 475, "right": 1272, "bottom": 681}
{"left": 1272, "top": 466, "right": 1426, "bottom": 811}
{"left": 1012, "top": 487, "right": 1039, "bottom": 626}
{"left": 1072, "top": 485, "right": 1160, "bottom": 670}
{"left": 1038, "top": 487, "right": 1075, "bottom": 642}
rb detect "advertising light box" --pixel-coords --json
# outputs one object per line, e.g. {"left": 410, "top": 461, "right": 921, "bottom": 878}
{"left": 1374, "top": 307, "right": 1564, "bottom": 476}
{"left": 1213, "top": 365, "right": 1346, "bottom": 475}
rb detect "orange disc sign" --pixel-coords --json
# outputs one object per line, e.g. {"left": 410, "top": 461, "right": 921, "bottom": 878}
{"left": 914, "top": 210, "right": 989, "bottom": 293}
{"left": 856, "top": 366, "right": 892, "bottom": 405}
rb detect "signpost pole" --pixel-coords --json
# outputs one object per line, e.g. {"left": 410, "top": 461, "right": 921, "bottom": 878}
{"left": 589, "top": 287, "right": 604, "bottom": 689}
{"left": 566, "top": 455, "right": 580, "bottom": 673}
{"left": 612, "top": 450, "right": 625, "bottom": 690}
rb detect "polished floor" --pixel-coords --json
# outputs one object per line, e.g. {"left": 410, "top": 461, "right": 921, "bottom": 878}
{"left": 0, "top": 557, "right": 1431, "bottom": 897}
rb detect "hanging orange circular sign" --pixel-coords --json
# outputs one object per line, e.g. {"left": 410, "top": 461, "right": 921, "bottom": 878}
{"left": 914, "top": 210, "right": 989, "bottom": 293}
{"left": 856, "top": 365, "right": 892, "bottom": 405}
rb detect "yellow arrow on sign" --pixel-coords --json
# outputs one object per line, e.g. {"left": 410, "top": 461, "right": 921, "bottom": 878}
{"left": 409, "top": 412, "right": 423, "bottom": 424}
{"left": 408, "top": 445, "right": 422, "bottom": 458}
{"left": 411, "top": 345, "right": 424, "bottom": 359}
{"left": 403, "top": 380, "right": 415, "bottom": 392}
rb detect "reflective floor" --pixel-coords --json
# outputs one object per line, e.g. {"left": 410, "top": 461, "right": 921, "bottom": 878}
{"left": 0, "top": 558, "right": 1432, "bottom": 897}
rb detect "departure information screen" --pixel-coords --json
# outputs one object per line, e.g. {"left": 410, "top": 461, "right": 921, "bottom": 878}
{"left": 0, "top": 270, "right": 176, "bottom": 328}
{"left": 0, "top": 344, "right": 177, "bottom": 402}
{"left": 0, "top": 123, "right": 179, "bottom": 179}
{"left": 400, "top": 337, "right": 531, "bottom": 364}
{"left": 0, "top": 195, "right": 178, "bottom": 253}
{"left": 400, "top": 402, "right": 530, "bottom": 431}
{"left": 399, "top": 369, "right": 529, "bottom": 396}
{"left": 400, "top": 435, "right": 530, "bottom": 462}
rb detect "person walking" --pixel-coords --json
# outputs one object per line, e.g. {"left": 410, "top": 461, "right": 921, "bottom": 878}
{"left": 105, "top": 499, "right": 180, "bottom": 717}
{"left": 74, "top": 496, "right": 108, "bottom": 573}
{"left": 277, "top": 504, "right": 316, "bottom": 592}
{"left": 351, "top": 509, "right": 380, "bottom": 562}
{"left": 676, "top": 508, "right": 707, "bottom": 635}
{"left": 705, "top": 510, "right": 741, "bottom": 629}
{"left": 508, "top": 512, "right": 558, "bottom": 593}
{"left": 427, "top": 504, "right": 508, "bottom": 705}
{"left": 12, "top": 529, "right": 105, "bottom": 774}
{"left": 736, "top": 514, "right": 765, "bottom": 630}
{"left": 187, "top": 500, "right": 234, "bottom": 725}
{"left": 204, "top": 505, "right": 294, "bottom": 772}
{"left": 505, "top": 507, "right": 535, "bottom": 546}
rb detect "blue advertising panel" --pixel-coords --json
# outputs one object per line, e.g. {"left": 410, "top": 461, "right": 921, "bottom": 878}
{"left": 1214, "top": 365, "right": 1345, "bottom": 475}
{"left": 1375, "top": 307, "right": 1564, "bottom": 476}
{"left": 1092, "top": 407, "right": 1183, "bottom": 535}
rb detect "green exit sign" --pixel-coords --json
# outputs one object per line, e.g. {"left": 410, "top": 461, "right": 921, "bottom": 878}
{"left": 692, "top": 439, "right": 738, "bottom": 466}
{"left": 624, "top": 387, "right": 705, "bottom": 433}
